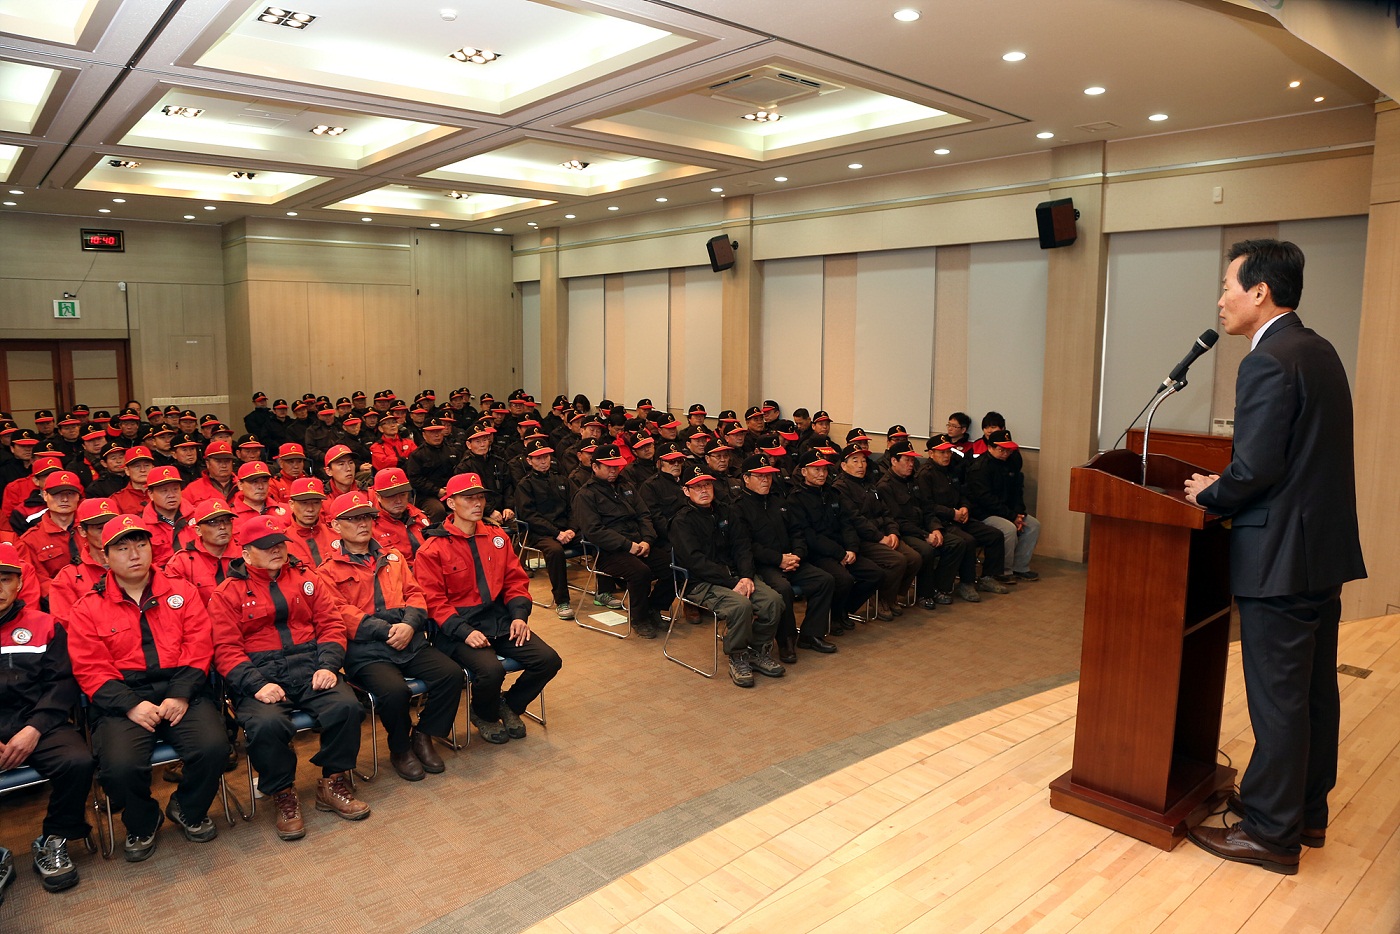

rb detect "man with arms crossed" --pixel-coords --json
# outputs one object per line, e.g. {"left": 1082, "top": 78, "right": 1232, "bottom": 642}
{"left": 1184, "top": 239, "right": 1366, "bottom": 875}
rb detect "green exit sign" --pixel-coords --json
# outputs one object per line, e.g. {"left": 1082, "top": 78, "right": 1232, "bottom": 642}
{"left": 53, "top": 300, "right": 80, "bottom": 319}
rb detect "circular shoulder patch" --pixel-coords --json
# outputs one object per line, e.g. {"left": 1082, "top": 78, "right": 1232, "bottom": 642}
{"left": 303, "top": 580, "right": 315, "bottom": 596}
{"left": 11, "top": 628, "right": 31, "bottom": 644}
{"left": 166, "top": 594, "right": 185, "bottom": 609}
{"left": 492, "top": 535, "right": 506, "bottom": 549}
{"left": 387, "top": 552, "right": 399, "bottom": 562}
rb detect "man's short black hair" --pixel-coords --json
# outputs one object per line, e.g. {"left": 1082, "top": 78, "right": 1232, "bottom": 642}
{"left": 981, "top": 411, "right": 1005, "bottom": 431}
{"left": 1227, "top": 238, "right": 1303, "bottom": 311}
{"left": 948, "top": 412, "right": 971, "bottom": 430}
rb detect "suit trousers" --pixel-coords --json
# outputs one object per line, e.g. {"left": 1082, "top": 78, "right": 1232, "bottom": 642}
{"left": 901, "top": 533, "right": 965, "bottom": 597}
{"left": 6, "top": 724, "right": 95, "bottom": 839}
{"left": 593, "top": 548, "right": 674, "bottom": 617}
{"left": 945, "top": 520, "right": 1005, "bottom": 579}
{"left": 755, "top": 562, "right": 835, "bottom": 642}
{"left": 1235, "top": 586, "right": 1342, "bottom": 854}
{"left": 351, "top": 646, "right": 464, "bottom": 753}
{"left": 236, "top": 679, "right": 364, "bottom": 795}
{"left": 444, "top": 633, "right": 562, "bottom": 720}
{"left": 807, "top": 555, "right": 882, "bottom": 617}
{"left": 527, "top": 532, "right": 573, "bottom": 604}
{"left": 858, "top": 541, "right": 917, "bottom": 604}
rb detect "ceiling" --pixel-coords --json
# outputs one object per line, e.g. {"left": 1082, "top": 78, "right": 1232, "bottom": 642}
{"left": 0, "top": 0, "right": 1379, "bottom": 236}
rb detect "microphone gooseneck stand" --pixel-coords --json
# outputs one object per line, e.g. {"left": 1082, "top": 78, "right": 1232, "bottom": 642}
{"left": 1140, "top": 378, "right": 1187, "bottom": 486}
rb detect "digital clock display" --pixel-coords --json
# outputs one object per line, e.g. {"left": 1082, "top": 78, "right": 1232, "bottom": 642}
{"left": 80, "top": 229, "right": 125, "bottom": 252}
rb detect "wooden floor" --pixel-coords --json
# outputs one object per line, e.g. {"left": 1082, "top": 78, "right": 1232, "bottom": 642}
{"left": 526, "top": 614, "right": 1400, "bottom": 934}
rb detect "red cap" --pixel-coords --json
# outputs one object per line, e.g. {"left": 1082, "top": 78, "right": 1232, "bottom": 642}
{"left": 288, "top": 477, "right": 327, "bottom": 500}
{"left": 276, "top": 443, "right": 306, "bottom": 460}
{"left": 31, "top": 456, "right": 64, "bottom": 475}
{"left": 237, "top": 514, "right": 290, "bottom": 549}
{"left": 323, "top": 445, "right": 354, "bottom": 467}
{"left": 443, "top": 473, "right": 486, "bottom": 497}
{"left": 204, "top": 440, "right": 235, "bottom": 459}
{"left": 101, "top": 514, "right": 150, "bottom": 548}
{"left": 76, "top": 498, "right": 119, "bottom": 524}
{"left": 372, "top": 468, "right": 411, "bottom": 494}
{"left": 43, "top": 471, "right": 83, "bottom": 493}
{"left": 123, "top": 446, "right": 154, "bottom": 466}
{"left": 236, "top": 460, "right": 271, "bottom": 481}
{"left": 193, "top": 499, "right": 235, "bottom": 523}
{"left": 0, "top": 542, "right": 23, "bottom": 574}
{"left": 146, "top": 465, "right": 183, "bottom": 487}
{"left": 330, "top": 490, "right": 378, "bottom": 520}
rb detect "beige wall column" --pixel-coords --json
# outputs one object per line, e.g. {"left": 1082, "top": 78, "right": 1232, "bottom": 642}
{"left": 1036, "top": 142, "right": 1109, "bottom": 561}
{"left": 1347, "top": 101, "right": 1400, "bottom": 619}
{"left": 720, "top": 196, "right": 761, "bottom": 410}
{"left": 537, "top": 228, "right": 569, "bottom": 402}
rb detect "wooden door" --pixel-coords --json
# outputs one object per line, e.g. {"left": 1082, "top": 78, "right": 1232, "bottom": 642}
{"left": 0, "top": 339, "right": 131, "bottom": 426}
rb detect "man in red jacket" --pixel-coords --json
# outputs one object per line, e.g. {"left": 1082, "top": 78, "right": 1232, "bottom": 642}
{"left": 369, "top": 468, "right": 430, "bottom": 563}
{"left": 140, "top": 465, "right": 194, "bottom": 567}
{"left": 319, "top": 491, "right": 461, "bottom": 780}
{"left": 65, "top": 516, "right": 228, "bottom": 862}
{"left": 181, "top": 440, "right": 237, "bottom": 507}
{"left": 47, "top": 498, "right": 117, "bottom": 622}
{"left": 267, "top": 443, "right": 310, "bottom": 503}
{"left": 416, "top": 473, "right": 560, "bottom": 745}
{"left": 163, "top": 499, "right": 236, "bottom": 606}
{"left": 109, "top": 447, "right": 154, "bottom": 516}
{"left": 283, "top": 477, "right": 337, "bottom": 566}
{"left": 0, "top": 542, "right": 94, "bottom": 897}
{"left": 207, "top": 514, "right": 368, "bottom": 840}
{"left": 16, "top": 470, "right": 83, "bottom": 606}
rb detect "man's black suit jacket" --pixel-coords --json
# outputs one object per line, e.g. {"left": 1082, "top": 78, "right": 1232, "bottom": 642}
{"left": 1197, "top": 312, "right": 1366, "bottom": 598}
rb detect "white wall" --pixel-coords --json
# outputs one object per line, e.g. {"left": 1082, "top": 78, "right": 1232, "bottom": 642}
{"left": 673, "top": 266, "right": 723, "bottom": 414}
{"left": 620, "top": 269, "right": 671, "bottom": 410}
{"left": 520, "top": 280, "right": 540, "bottom": 398}
{"left": 759, "top": 256, "right": 825, "bottom": 412}
{"left": 967, "top": 240, "right": 1048, "bottom": 446}
{"left": 1277, "top": 215, "right": 1366, "bottom": 384}
{"left": 567, "top": 276, "right": 605, "bottom": 398}
{"left": 852, "top": 248, "right": 937, "bottom": 433}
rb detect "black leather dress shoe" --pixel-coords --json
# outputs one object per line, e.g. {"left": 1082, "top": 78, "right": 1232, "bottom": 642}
{"left": 1225, "top": 792, "right": 1326, "bottom": 848}
{"left": 777, "top": 639, "right": 798, "bottom": 665}
{"left": 1187, "top": 823, "right": 1299, "bottom": 874}
{"left": 797, "top": 636, "right": 838, "bottom": 654}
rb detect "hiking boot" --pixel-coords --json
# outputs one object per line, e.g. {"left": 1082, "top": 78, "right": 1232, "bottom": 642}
{"left": 122, "top": 811, "right": 163, "bottom": 862}
{"left": 499, "top": 701, "right": 527, "bottom": 739}
{"left": 0, "top": 846, "right": 13, "bottom": 905}
{"left": 632, "top": 616, "right": 658, "bottom": 639}
{"left": 920, "top": 596, "right": 940, "bottom": 610}
{"left": 315, "top": 772, "right": 370, "bottom": 821}
{"left": 469, "top": 710, "right": 509, "bottom": 744}
{"left": 976, "top": 575, "right": 1011, "bottom": 594}
{"left": 593, "top": 591, "right": 624, "bottom": 610}
{"left": 271, "top": 788, "right": 305, "bottom": 840}
{"left": 411, "top": 729, "right": 445, "bottom": 773}
{"left": 555, "top": 602, "right": 575, "bottom": 620}
{"left": 166, "top": 795, "right": 218, "bottom": 843}
{"left": 728, "top": 652, "right": 755, "bottom": 688}
{"left": 749, "top": 645, "right": 786, "bottom": 679}
{"left": 1013, "top": 569, "right": 1040, "bottom": 582}
{"left": 934, "top": 591, "right": 953, "bottom": 605}
{"left": 956, "top": 583, "right": 981, "bottom": 603}
{"left": 995, "top": 573, "right": 1018, "bottom": 585}
{"left": 876, "top": 603, "right": 896, "bottom": 621}
{"left": 30, "top": 835, "right": 78, "bottom": 892}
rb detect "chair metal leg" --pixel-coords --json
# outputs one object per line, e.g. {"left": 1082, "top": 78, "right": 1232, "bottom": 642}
{"left": 663, "top": 594, "right": 721, "bottom": 678}
{"left": 93, "top": 781, "right": 115, "bottom": 860}
{"left": 575, "top": 588, "right": 631, "bottom": 639}
{"left": 220, "top": 773, "right": 249, "bottom": 823}
{"left": 245, "top": 752, "right": 257, "bottom": 819}
{"left": 355, "top": 692, "right": 379, "bottom": 782}
{"left": 523, "top": 688, "right": 546, "bottom": 726}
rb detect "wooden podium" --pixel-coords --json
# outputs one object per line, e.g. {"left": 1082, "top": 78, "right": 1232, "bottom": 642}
{"left": 1049, "top": 449, "right": 1235, "bottom": 850}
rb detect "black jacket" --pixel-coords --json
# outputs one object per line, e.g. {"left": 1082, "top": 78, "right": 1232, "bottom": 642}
{"left": 734, "top": 486, "right": 807, "bottom": 568}
{"left": 965, "top": 453, "right": 1025, "bottom": 521}
{"left": 637, "top": 470, "right": 686, "bottom": 546}
{"left": 572, "top": 477, "right": 655, "bottom": 553}
{"left": 829, "top": 471, "right": 898, "bottom": 543}
{"left": 876, "top": 470, "right": 940, "bottom": 538}
{"left": 784, "top": 482, "right": 859, "bottom": 560}
{"left": 458, "top": 450, "right": 514, "bottom": 517}
{"left": 0, "top": 603, "right": 78, "bottom": 741}
{"left": 405, "top": 440, "right": 457, "bottom": 503}
{"left": 514, "top": 470, "right": 575, "bottom": 538}
{"left": 670, "top": 502, "right": 754, "bottom": 588}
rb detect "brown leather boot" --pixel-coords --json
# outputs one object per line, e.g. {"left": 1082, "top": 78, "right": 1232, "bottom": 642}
{"left": 272, "top": 788, "right": 305, "bottom": 841}
{"left": 410, "top": 729, "right": 445, "bottom": 774}
{"left": 390, "top": 747, "right": 425, "bottom": 782}
{"left": 315, "top": 772, "right": 371, "bottom": 821}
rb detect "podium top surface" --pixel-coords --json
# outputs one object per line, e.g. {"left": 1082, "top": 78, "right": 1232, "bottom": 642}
{"left": 1070, "top": 450, "right": 1220, "bottom": 529}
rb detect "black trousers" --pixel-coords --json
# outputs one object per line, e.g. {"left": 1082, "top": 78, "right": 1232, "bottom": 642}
{"left": 857, "top": 541, "right": 916, "bottom": 603}
{"left": 756, "top": 563, "right": 835, "bottom": 641}
{"left": 902, "top": 534, "right": 965, "bottom": 597}
{"left": 527, "top": 532, "right": 573, "bottom": 604}
{"left": 5, "top": 724, "right": 95, "bottom": 839}
{"left": 807, "top": 555, "right": 882, "bottom": 616}
{"left": 93, "top": 697, "right": 229, "bottom": 835}
{"left": 351, "top": 646, "right": 464, "bottom": 754}
{"left": 946, "top": 520, "right": 1005, "bottom": 579}
{"left": 444, "top": 633, "right": 562, "bottom": 720}
{"left": 593, "top": 548, "right": 674, "bottom": 617}
{"left": 235, "top": 678, "right": 363, "bottom": 795}
{"left": 1235, "top": 586, "right": 1342, "bottom": 854}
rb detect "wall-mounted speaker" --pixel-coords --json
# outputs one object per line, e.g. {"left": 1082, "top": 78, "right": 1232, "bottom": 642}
{"left": 1035, "top": 198, "right": 1078, "bottom": 249}
{"left": 706, "top": 234, "right": 737, "bottom": 272}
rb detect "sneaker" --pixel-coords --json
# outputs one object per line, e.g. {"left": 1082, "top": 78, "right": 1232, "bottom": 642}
{"left": 555, "top": 602, "right": 575, "bottom": 620}
{"left": 122, "top": 811, "right": 163, "bottom": 863}
{"left": 0, "top": 846, "right": 14, "bottom": 905}
{"left": 30, "top": 835, "right": 78, "bottom": 892}
{"left": 748, "top": 646, "right": 786, "bottom": 679}
{"left": 995, "top": 573, "right": 1019, "bottom": 585}
{"left": 166, "top": 796, "right": 218, "bottom": 843}
{"left": 499, "top": 700, "right": 527, "bottom": 739}
{"left": 956, "top": 583, "right": 982, "bottom": 603}
{"left": 271, "top": 788, "right": 305, "bottom": 841}
{"left": 728, "top": 652, "right": 755, "bottom": 688}
{"left": 919, "top": 596, "right": 940, "bottom": 610}
{"left": 876, "top": 604, "right": 896, "bottom": 621}
{"left": 934, "top": 591, "right": 954, "bottom": 605}
{"left": 315, "top": 772, "right": 371, "bottom": 821}
{"left": 632, "top": 617, "right": 658, "bottom": 639}
{"left": 976, "top": 575, "right": 1011, "bottom": 594}
{"left": 1014, "top": 569, "right": 1040, "bottom": 582}
{"left": 469, "top": 710, "right": 510, "bottom": 744}
{"left": 593, "top": 591, "right": 624, "bottom": 610}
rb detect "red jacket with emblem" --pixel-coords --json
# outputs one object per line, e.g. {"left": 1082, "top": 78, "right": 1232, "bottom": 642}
{"left": 182, "top": 473, "right": 236, "bottom": 510}
{"left": 164, "top": 538, "right": 237, "bottom": 606}
{"left": 46, "top": 549, "right": 105, "bottom": 623}
{"left": 16, "top": 513, "right": 79, "bottom": 599}
{"left": 66, "top": 571, "right": 212, "bottom": 715}
{"left": 141, "top": 500, "right": 197, "bottom": 568}
{"left": 109, "top": 484, "right": 149, "bottom": 517}
{"left": 317, "top": 543, "right": 429, "bottom": 674}
{"left": 207, "top": 558, "right": 348, "bottom": 697}
{"left": 0, "top": 602, "right": 78, "bottom": 740}
{"left": 415, "top": 519, "right": 532, "bottom": 643}
{"left": 285, "top": 520, "right": 339, "bottom": 567}
{"left": 371, "top": 503, "right": 431, "bottom": 562}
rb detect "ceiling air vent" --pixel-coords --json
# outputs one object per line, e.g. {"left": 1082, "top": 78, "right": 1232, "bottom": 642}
{"left": 1075, "top": 121, "right": 1122, "bottom": 133}
{"left": 704, "top": 66, "right": 842, "bottom": 108}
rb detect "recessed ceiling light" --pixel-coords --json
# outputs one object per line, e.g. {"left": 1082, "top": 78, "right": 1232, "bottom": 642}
{"left": 742, "top": 110, "right": 782, "bottom": 123}
{"left": 564, "top": 214, "right": 576, "bottom": 219}
{"left": 430, "top": 223, "right": 441, "bottom": 227}
{"left": 183, "top": 214, "right": 195, "bottom": 219}
{"left": 527, "top": 222, "right": 538, "bottom": 227}
{"left": 440, "top": 9, "right": 457, "bottom": 21}
{"left": 893, "top": 9, "right": 920, "bottom": 22}
{"left": 448, "top": 47, "right": 500, "bottom": 64}
{"left": 774, "top": 176, "right": 788, "bottom": 182}
{"left": 258, "top": 7, "right": 315, "bottom": 28}
{"left": 655, "top": 197, "right": 668, "bottom": 203}
{"left": 203, "top": 205, "right": 216, "bottom": 210}
{"left": 492, "top": 227, "right": 503, "bottom": 232}
{"left": 1289, "top": 80, "right": 1301, "bottom": 88}
{"left": 710, "top": 187, "right": 723, "bottom": 193}
{"left": 607, "top": 206, "right": 619, "bottom": 211}
{"left": 8, "top": 190, "right": 22, "bottom": 195}
{"left": 848, "top": 163, "right": 863, "bottom": 169}
{"left": 1148, "top": 113, "right": 1169, "bottom": 122}
{"left": 1036, "top": 131, "right": 1055, "bottom": 139}
{"left": 108, "top": 159, "right": 141, "bottom": 168}
{"left": 361, "top": 217, "right": 372, "bottom": 222}
{"left": 1002, "top": 51, "right": 1026, "bottom": 62}
{"left": 446, "top": 191, "right": 468, "bottom": 200}
{"left": 2, "top": 202, "right": 15, "bottom": 207}
{"left": 560, "top": 160, "right": 590, "bottom": 171}
{"left": 112, "top": 198, "right": 125, "bottom": 203}
{"left": 934, "top": 148, "right": 950, "bottom": 155}
{"left": 1314, "top": 96, "right": 1325, "bottom": 102}
{"left": 160, "top": 105, "right": 203, "bottom": 118}
{"left": 1084, "top": 86, "right": 1106, "bottom": 96}
{"left": 229, "top": 171, "right": 257, "bottom": 180}
{"left": 98, "top": 208, "right": 111, "bottom": 213}
{"left": 310, "top": 125, "right": 346, "bottom": 136}
{"left": 286, "top": 211, "right": 298, "bottom": 216}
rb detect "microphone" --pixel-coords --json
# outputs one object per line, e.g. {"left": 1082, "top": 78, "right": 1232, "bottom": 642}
{"left": 1161, "top": 329, "right": 1219, "bottom": 389}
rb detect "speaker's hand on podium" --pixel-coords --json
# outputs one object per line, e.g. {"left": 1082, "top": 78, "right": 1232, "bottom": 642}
{"left": 1183, "top": 472, "right": 1219, "bottom": 505}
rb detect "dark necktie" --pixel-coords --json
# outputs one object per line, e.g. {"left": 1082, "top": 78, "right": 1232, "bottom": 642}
{"left": 268, "top": 577, "right": 294, "bottom": 650}
{"left": 464, "top": 537, "right": 494, "bottom": 603}
{"left": 67, "top": 524, "right": 80, "bottom": 564}
{"left": 137, "top": 596, "right": 161, "bottom": 668}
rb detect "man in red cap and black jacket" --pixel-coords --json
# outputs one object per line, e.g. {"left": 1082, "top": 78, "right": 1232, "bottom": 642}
{"left": 0, "top": 541, "right": 94, "bottom": 897}
{"left": 207, "top": 514, "right": 369, "bottom": 841}
{"left": 416, "top": 473, "right": 561, "bottom": 745}
{"left": 66, "top": 515, "right": 229, "bottom": 862}
{"left": 319, "top": 490, "right": 462, "bottom": 781}
{"left": 369, "top": 467, "right": 430, "bottom": 563}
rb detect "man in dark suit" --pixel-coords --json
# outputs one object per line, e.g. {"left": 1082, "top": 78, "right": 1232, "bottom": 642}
{"left": 1184, "top": 239, "right": 1366, "bottom": 875}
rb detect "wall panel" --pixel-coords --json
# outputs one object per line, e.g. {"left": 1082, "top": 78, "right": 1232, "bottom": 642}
{"left": 620, "top": 269, "right": 670, "bottom": 409}
{"left": 1277, "top": 215, "right": 1367, "bottom": 383}
{"left": 567, "top": 276, "right": 606, "bottom": 398}
{"left": 852, "top": 248, "right": 937, "bottom": 435}
{"left": 967, "top": 240, "right": 1048, "bottom": 446}
{"left": 677, "top": 267, "right": 723, "bottom": 414}
{"left": 521, "top": 280, "right": 541, "bottom": 399}
{"left": 759, "top": 256, "right": 824, "bottom": 413}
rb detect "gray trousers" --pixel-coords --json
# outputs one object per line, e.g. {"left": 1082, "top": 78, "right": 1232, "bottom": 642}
{"left": 687, "top": 579, "right": 784, "bottom": 655}
{"left": 982, "top": 514, "right": 1040, "bottom": 573}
